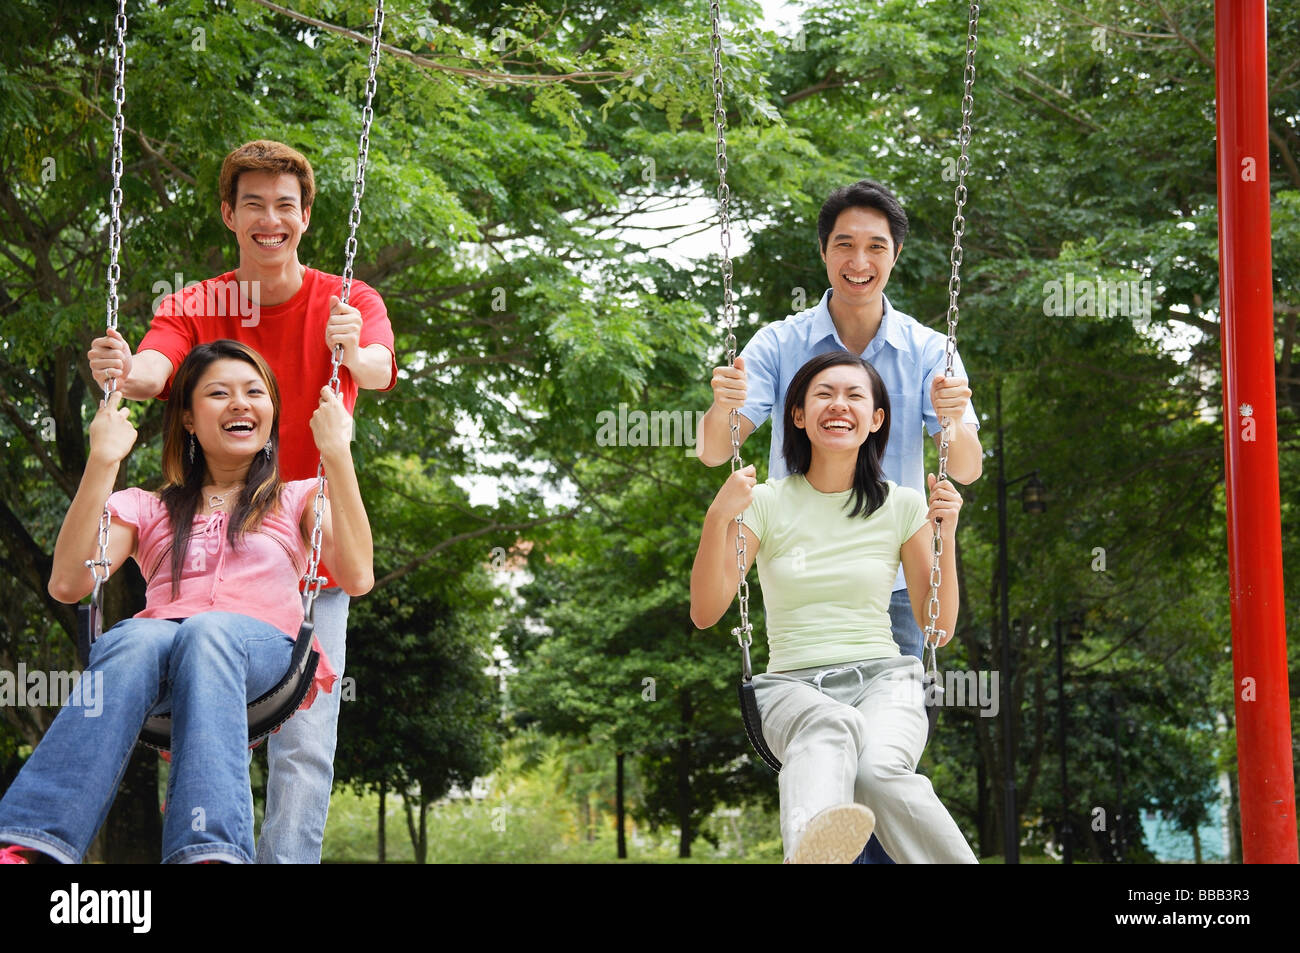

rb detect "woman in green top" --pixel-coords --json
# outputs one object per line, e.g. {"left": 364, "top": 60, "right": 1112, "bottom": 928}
{"left": 690, "top": 351, "right": 977, "bottom": 863}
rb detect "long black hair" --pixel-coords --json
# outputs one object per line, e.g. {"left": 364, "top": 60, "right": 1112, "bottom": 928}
{"left": 780, "top": 351, "right": 891, "bottom": 519}
{"left": 158, "top": 340, "right": 286, "bottom": 599}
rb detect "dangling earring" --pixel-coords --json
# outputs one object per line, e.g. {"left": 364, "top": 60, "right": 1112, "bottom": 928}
{"left": 263, "top": 441, "right": 272, "bottom": 461}
{"left": 187, "top": 433, "right": 196, "bottom": 464}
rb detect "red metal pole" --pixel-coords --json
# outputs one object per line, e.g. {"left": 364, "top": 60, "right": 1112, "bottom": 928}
{"left": 1214, "top": 0, "right": 1297, "bottom": 864}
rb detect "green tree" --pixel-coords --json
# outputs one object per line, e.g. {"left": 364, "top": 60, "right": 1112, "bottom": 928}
{"left": 6, "top": 0, "right": 1297, "bottom": 865}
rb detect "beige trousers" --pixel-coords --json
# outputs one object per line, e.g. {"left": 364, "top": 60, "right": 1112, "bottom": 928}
{"left": 753, "top": 655, "right": 978, "bottom": 864}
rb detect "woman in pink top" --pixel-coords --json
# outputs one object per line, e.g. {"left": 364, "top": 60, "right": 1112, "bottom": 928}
{"left": 0, "top": 339, "right": 373, "bottom": 864}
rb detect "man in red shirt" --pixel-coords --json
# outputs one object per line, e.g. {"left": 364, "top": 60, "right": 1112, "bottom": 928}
{"left": 87, "top": 140, "right": 397, "bottom": 863}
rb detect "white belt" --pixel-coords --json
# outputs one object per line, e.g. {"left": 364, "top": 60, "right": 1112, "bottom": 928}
{"left": 812, "top": 665, "right": 865, "bottom": 694}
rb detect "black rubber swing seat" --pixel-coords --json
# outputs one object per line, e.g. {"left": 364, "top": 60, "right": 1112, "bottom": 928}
{"left": 738, "top": 678, "right": 782, "bottom": 772}
{"left": 76, "top": 603, "right": 320, "bottom": 754}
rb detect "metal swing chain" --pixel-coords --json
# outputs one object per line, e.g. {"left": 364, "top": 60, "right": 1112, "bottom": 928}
{"left": 303, "top": 0, "right": 385, "bottom": 623}
{"left": 87, "top": 0, "right": 130, "bottom": 610}
{"left": 337, "top": 1, "right": 385, "bottom": 313}
{"left": 709, "top": 2, "right": 754, "bottom": 679}
{"left": 924, "top": 2, "right": 980, "bottom": 684}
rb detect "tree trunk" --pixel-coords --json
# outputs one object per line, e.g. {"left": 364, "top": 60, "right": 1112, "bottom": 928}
{"left": 101, "top": 749, "right": 162, "bottom": 863}
{"left": 94, "top": 567, "right": 158, "bottom": 863}
{"left": 677, "top": 690, "right": 693, "bottom": 858}
{"left": 616, "top": 751, "right": 627, "bottom": 859}
{"left": 402, "top": 787, "right": 421, "bottom": 863}
{"left": 98, "top": 563, "right": 157, "bottom": 861}
{"left": 1019, "top": 642, "right": 1047, "bottom": 813}
{"left": 986, "top": 551, "right": 1009, "bottom": 859}
{"left": 416, "top": 797, "right": 428, "bottom": 864}
{"left": 976, "top": 748, "right": 992, "bottom": 857}
{"left": 579, "top": 791, "right": 591, "bottom": 843}
{"left": 1111, "top": 695, "right": 1126, "bottom": 861}
{"left": 1191, "top": 824, "right": 1202, "bottom": 865}
{"left": 378, "top": 783, "right": 386, "bottom": 864}
{"left": 1225, "top": 714, "right": 1242, "bottom": 864}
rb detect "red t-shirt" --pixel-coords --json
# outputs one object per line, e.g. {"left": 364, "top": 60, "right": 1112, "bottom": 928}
{"left": 140, "top": 266, "right": 396, "bottom": 588}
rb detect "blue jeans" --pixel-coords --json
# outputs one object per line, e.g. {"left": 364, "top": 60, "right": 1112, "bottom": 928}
{"left": 854, "top": 588, "right": 925, "bottom": 864}
{"left": 887, "top": 586, "right": 925, "bottom": 662}
{"left": 0, "top": 613, "right": 292, "bottom": 864}
{"left": 255, "top": 587, "right": 349, "bottom": 864}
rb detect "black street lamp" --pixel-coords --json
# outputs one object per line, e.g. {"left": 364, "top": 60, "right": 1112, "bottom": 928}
{"left": 995, "top": 377, "right": 1045, "bottom": 864}
{"left": 1054, "top": 613, "right": 1085, "bottom": 864}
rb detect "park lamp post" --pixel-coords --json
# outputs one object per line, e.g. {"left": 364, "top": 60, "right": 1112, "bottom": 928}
{"left": 995, "top": 377, "right": 1046, "bottom": 864}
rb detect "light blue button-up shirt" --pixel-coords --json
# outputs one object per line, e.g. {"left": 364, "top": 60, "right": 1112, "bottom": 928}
{"left": 738, "top": 289, "right": 979, "bottom": 590}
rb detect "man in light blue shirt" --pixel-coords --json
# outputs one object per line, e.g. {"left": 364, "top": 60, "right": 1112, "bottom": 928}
{"left": 697, "top": 179, "right": 983, "bottom": 863}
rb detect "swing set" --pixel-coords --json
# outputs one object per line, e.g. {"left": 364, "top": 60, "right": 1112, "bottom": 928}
{"left": 76, "top": 0, "right": 385, "bottom": 752}
{"left": 710, "top": 1, "right": 979, "bottom": 772}
{"left": 708, "top": 0, "right": 1296, "bottom": 866}
{"left": 68, "top": 1, "right": 1292, "bottom": 863}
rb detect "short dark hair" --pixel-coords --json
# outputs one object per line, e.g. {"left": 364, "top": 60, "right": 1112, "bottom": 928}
{"left": 781, "top": 351, "right": 892, "bottom": 519}
{"left": 220, "top": 139, "right": 316, "bottom": 211}
{"left": 817, "top": 180, "right": 909, "bottom": 256}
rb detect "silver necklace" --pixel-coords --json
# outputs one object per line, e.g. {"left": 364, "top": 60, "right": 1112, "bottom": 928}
{"left": 205, "top": 483, "right": 244, "bottom": 511}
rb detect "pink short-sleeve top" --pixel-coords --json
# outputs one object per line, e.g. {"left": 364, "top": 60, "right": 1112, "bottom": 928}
{"left": 105, "top": 478, "right": 337, "bottom": 707}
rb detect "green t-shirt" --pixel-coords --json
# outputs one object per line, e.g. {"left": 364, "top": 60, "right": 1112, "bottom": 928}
{"left": 740, "top": 474, "right": 929, "bottom": 672}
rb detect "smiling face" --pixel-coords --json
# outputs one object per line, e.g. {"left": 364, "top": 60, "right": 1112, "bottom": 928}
{"left": 182, "top": 358, "right": 276, "bottom": 472}
{"left": 220, "top": 170, "right": 311, "bottom": 264}
{"left": 792, "top": 363, "right": 885, "bottom": 456}
{"left": 819, "top": 205, "right": 899, "bottom": 307}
